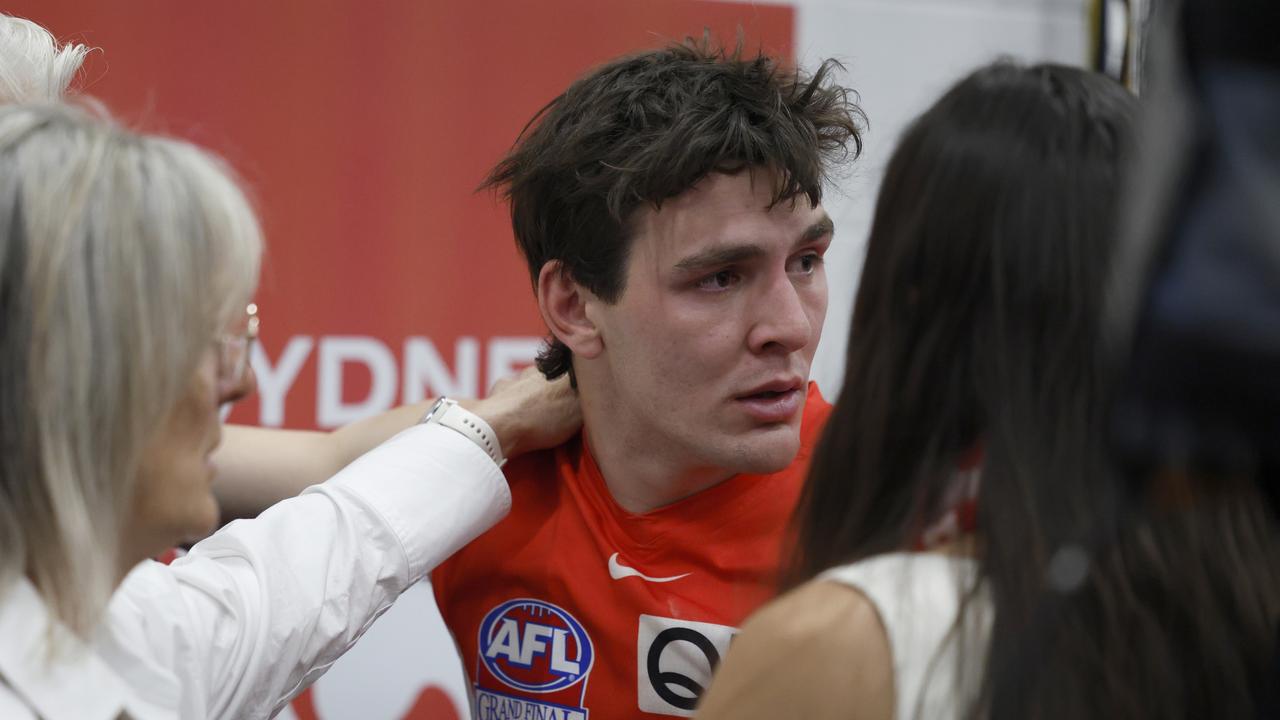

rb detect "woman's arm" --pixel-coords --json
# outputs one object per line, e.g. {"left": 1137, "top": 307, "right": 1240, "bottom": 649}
{"left": 695, "top": 580, "right": 895, "bottom": 720}
{"left": 211, "top": 403, "right": 433, "bottom": 520}
{"left": 211, "top": 367, "right": 569, "bottom": 520}
{"left": 118, "top": 370, "right": 579, "bottom": 718}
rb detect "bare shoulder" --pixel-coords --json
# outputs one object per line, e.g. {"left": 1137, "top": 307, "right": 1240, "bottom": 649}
{"left": 696, "top": 579, "right": 894, "bottom": 720}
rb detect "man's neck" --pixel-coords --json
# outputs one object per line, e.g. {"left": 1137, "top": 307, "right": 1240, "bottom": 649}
{"left": 586, "top": 431, "right": 735, "bottom": 514}
{"left": 579, "top": 403, "right": 735, "bottom": 514}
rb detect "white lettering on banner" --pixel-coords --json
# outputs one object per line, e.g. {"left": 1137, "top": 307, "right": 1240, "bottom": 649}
{"left": 317, "top": 336, "right": 398, "bottom": 427}
{"left": 248, "top": 335, "right": 545, "bottom": 428}
{"left": 487, "top": 337, "right": 544, "bottom": 392}
{"left": 403, "top": 337, "right": 480, "bottom": 403}
{"left": 252, "top": 336, "right": 314, "bottom": 427}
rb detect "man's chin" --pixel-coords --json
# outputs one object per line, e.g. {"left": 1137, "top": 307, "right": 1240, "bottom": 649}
{"left": 726, "top": 428, "right": 802, "bottom": 475}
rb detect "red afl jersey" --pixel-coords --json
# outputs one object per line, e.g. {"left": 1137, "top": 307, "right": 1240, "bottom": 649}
{"left": 432, "top": 383, "right": 831, "bottom": 719}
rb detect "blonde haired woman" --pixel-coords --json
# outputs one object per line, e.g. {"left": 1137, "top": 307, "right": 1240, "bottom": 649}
{"left": 0, "top": 10, "right": 529, "bottom": 522}
{"left": 0, "top": 102, "right": 577, "bottom": 719}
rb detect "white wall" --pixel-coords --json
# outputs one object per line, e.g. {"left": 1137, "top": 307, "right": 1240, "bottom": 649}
{"left": 293, "top": 3, "right": 1090, "bottom": 718}
{"left": 804, "top": 0, "right": 1089, "bottom": 393}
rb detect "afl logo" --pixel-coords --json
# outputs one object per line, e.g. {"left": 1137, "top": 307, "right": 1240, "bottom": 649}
{"left": 478, "top": 599, "right": 594, "bottom": 694}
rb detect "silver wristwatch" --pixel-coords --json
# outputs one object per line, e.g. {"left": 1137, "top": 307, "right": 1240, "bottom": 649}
{"left": 420, "top": 397, "right": 507, "bottom": 467}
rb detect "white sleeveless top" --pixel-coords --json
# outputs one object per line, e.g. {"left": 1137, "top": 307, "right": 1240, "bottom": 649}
{"left": 820, "top": 553, "right": 990, "bottom": 720}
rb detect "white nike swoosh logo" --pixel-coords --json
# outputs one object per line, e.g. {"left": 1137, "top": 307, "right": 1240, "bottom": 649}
{"left": 608, "top": 553, "right": 691, "bottom": 583}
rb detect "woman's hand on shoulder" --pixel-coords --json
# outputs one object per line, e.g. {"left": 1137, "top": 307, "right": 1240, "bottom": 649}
{"left": 695, "top": 578, "right": 895, "bottom": 720}
{"left": 464, "top": 366, "right": 581, "bottom": 458}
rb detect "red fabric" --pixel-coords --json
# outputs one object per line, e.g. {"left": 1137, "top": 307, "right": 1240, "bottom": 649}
{"left": 154, "top": 548, "right": 185, "bottom": 565}
{"left": 9, "top": 1, "right": 792, "bottom": 432}
{"left": 914, "top": 443, "right": 983, "bottom": 551}
{"left": 433, "top": 384, "right": 831, "bottom": 718}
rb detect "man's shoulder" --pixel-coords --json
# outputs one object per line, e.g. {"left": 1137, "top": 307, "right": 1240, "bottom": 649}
{"left": 803, "top": 381, "right": 832, "bottom": 416}
{"left": 431, "top": 434, "right": 589, "bottom": 593}
{"left": 502, "top": 432, "right": 584, "bottom": 484}
{"left": 799, "top": 382, "right": 833, "bottom": 446}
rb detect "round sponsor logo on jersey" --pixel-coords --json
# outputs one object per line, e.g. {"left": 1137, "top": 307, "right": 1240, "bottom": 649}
{"left": 478, "top": 598, "right": 594, "bottom": 693}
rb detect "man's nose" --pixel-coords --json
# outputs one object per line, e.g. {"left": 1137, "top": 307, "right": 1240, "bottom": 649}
{"left": 746, "top": 273, "right": 813, "bottom": 354}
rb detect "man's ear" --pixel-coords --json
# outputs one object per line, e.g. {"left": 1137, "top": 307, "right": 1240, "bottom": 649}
{"left": 536, "top": 260, "right": 604, "bottom": 359}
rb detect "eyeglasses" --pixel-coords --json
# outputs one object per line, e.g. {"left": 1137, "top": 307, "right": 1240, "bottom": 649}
{"left": 216, "top": 303, "right": 259, "bottom": 393}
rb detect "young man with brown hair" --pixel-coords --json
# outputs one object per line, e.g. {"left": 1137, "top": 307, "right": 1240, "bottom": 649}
{"left": 431, "top": 39, "right": 864, "bottom": 718}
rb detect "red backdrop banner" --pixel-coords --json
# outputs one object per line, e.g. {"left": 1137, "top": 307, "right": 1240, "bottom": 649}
{"left": 12, "top": 0, "right": 793, "bottom": 432}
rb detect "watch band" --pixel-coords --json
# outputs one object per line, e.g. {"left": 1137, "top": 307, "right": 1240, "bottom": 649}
{"left": 420, "top": 397, "right": 507, "bottom": 467}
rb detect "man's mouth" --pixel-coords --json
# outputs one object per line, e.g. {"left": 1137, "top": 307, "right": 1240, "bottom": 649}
{"left": 735, "top": 378, "right": 805, "bottom": 423}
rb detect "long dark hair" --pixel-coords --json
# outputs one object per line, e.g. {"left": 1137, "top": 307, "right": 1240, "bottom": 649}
{"left": 794, "top": 61, "right": 1136, "bottom": 573}
{"left": 790, "top": 61, "right": 1139, "bottom": 710}
{"left": 988, "top": 493, "right": 1280, "bottom": 719}
{"left": 988, "top": 0, "right": 1280, "bottom": 713}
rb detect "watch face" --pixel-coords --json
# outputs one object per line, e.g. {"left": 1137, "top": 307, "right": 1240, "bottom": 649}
{"left": 422, "top": 397, "right": 452, "bottom": 424}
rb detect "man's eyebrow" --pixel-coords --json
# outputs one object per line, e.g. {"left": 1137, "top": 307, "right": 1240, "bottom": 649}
{"left": 673, "top": 245, "right": 765, "bottom": 273}
{"left": 673, "top": 216, "right": 835, "bottom": 273}
{"left": 797, "top": 215, "right": 835, "bottom": 246}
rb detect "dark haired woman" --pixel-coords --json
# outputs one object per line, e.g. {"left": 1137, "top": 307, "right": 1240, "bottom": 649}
{"left": 697, "top": 62, "right": 1140, "bottom": 719}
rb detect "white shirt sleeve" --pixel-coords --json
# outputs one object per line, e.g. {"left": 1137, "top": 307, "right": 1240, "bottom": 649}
{"left": 104, "top": 423, "right": 509, "bottom": 719}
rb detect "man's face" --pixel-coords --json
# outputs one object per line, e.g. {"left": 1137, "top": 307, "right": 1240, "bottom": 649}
{"left": 584, "top": 169, "right": 831, "bottom": 477}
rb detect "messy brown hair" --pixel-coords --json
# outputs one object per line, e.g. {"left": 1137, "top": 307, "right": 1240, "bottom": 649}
{"left": 483, "top": 34, "right": 865, "bottom": 383}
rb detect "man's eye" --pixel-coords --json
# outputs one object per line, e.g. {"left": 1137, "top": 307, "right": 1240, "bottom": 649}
{"left": 697, "top": 270, "right": 740, "bottom": 291}
{"left": 791, "top": 253, "right": 824, "bottom": 275}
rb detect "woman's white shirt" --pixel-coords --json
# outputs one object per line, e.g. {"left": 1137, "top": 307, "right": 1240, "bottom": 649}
{"left": 821, "top": 553, "right": 990, "bottom": 720}
{"left": 0, "top": 423, "right": 510, "bottom": 720}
